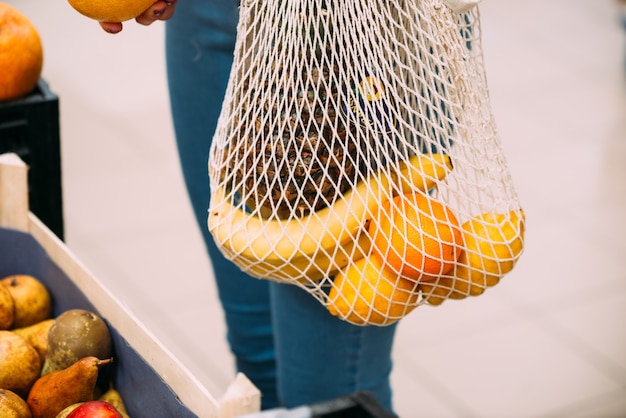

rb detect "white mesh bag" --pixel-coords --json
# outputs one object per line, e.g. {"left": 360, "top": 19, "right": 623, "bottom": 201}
{"left": 208, "top": 0, "right": 525, "bottom": 326}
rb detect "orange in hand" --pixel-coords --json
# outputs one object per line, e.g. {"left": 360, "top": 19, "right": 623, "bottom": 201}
{"left": 68, "top": 0, "right": 155, "bottom": 23}
{"left": 368, "top": 192, "right": 463, "bottom": 281}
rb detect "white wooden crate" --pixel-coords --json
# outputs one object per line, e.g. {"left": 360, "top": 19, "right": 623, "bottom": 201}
{"left": 0, "top": 153, "right": 261, "bottom": 418}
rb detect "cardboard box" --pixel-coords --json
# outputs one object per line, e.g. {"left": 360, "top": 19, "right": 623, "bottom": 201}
{"left": 0, "top": 153, "right": 261, "bottom": 418}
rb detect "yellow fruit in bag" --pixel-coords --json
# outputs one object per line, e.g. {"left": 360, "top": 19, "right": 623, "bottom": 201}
{"left": 462, "top": 209, "right": 525, "bottom": 277}
{"left": 421, "top": 209, "right": 525, "bottom": 305}
{"left": 327, "top": 256, "right": 419, "bottom": 326}
{"left": 368, "top": 192, "right": 463, "bottom": 282}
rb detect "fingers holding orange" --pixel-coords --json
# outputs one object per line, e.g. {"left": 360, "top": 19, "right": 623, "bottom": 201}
{"left": 69, "top": 0, "right": 177, "bottom": 29}
{"left": 135, "top": 0, "right": 177, "bottom": 25}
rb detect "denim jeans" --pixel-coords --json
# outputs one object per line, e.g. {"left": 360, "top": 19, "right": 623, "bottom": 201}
{"left": 165, "top": 0, "right": 397, "bottom": 411}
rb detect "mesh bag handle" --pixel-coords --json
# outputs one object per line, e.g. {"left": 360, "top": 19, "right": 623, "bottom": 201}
{"left": 208, "top": 0, "right": 525, "bottom": 326}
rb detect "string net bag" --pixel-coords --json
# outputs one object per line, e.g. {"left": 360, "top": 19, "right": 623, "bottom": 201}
{"left": 208, "top": 0, "right": 525, "bottom": 326}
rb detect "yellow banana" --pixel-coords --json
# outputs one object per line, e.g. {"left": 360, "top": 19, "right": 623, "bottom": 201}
{"left": 234, "top": 229, "right": 372, "bottom": 283}
{"left": 208, "top": 153, "right": 452, "bottom": 275}
{"left": 397, "top": 153, "right": 454, "bottom": 193}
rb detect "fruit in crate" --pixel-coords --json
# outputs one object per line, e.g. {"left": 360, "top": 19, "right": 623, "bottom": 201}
{"left": 1, "top": 275, "right": 52, "bottom": 328}
{"left": 28, "top": 356, "right": 112, "bottom": 418}
{"left": 42, "top": 309, "right": 112, "bottom": 375}
{"left": 65, "top": 400, "right": 123, "bottom": 418}
{"left": 0, "top": 284, "right": 14, "bottom": 329}
{"left": 0, "top": 331, "right": 42, "bottom": 397}
{"left": 368, "top": 192, "right": 463, "bottom": 282}
{"left": 55, "top": 403, "right": 83, "bottom": 418}
{"left": 0, "top": 3, "right": 43, "bottom": 101}
{"left": 12, "top": 319, "right": 56, "bottom": 362}
{"left": 67, "top": 0, "right": 154, "bottom": 23}
{"left": 421, "top": 209, "right": 526, "bottom": 305}
{"left": 98, "top": 385, "right": 130, "bottom": 418}
{"left": 0, "top": 388, "right": 32, "bottom": 418}
{"left": 56, "top": 387, "right": 130, "bottom": 418}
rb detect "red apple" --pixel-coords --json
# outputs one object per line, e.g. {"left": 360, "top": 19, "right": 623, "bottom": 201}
{"left": 67, "top": 400, "right": 123, "bottom": 418}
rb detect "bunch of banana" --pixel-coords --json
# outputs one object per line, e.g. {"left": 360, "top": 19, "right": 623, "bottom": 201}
{"left": 208, "top": 153, "right": 453, "bottom": 283}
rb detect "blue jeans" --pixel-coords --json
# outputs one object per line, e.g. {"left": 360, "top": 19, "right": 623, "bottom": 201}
{"left": 165, "top": 0, "right": 397, "bottom": 412}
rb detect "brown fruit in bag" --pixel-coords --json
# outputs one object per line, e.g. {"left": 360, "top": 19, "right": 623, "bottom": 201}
{"left": 27, "top": 356, "right": 112, "bottom": 418}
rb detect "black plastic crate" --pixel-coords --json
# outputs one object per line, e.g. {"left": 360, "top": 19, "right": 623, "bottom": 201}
{"left": 244, "top": 391, "right": 398, "bottom": 418}
{"left": 0, "top": 79, "right": 64, "bottom": 240}
{"left": 309, "top": 392, "right": 397, "bottom": 418}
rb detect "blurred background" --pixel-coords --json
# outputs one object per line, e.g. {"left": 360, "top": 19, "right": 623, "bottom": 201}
{"left": 4, "top": 0, "right": 626, "bottom": 416}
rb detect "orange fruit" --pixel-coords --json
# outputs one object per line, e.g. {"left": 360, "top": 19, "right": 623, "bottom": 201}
{"left": 0, "top": 3, "right": 43, "bottom": 102}
{"left": 368, "top": 192, "right": 463, "bottom": 282}
{"left": 327, "top": 256, "right": 419, "bottom": 326}
{"left": 67, "top": 0, "right": 155, "bottom": 23}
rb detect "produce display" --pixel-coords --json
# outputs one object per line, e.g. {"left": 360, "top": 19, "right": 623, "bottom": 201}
{"left": 0, "top": 275, "right": 130, "bottom": 418}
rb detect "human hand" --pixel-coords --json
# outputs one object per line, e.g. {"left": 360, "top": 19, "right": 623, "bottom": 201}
{"left": 99, "top": 0, "right": 177, "bottom": 34}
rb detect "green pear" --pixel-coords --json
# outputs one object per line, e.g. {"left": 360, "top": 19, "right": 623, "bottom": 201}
{"left": 41, "top": 309, "right": 112, "bottom": 375}
{"left": 27, "top": 356, "right": 112, "bottom": 418}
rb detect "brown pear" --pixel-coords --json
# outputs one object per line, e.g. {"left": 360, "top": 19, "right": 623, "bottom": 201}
{"left": 41, "top": 309, "right": 111, "bottom": 376}
{"left": 0, "top": 275, "right": 52, "bottom": 328}
{"left": 0, "top": 331, "right": 42, "bottom": 397}
{"left": 0, "top": 284, "right": 14, "bottom": 330}
{"left": 12, "top": 319, "right": 55, "bottom": 362}
{"left": 0, "top": 388, "right": 33, "bottom": 418}
{"left": 27, "top": 356, "right": 112, "bottom": 418}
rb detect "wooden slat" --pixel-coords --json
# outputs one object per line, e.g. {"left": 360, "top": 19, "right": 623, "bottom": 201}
{"left": 0, "top": 153, "right": 29, "bottom": 232}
